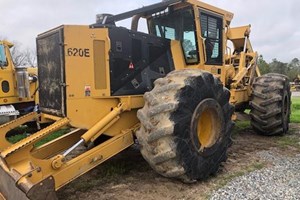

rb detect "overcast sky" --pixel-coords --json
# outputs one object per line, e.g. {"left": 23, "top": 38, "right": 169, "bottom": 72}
{"left": 1, "top": 0, "right": 299, "bottom": 62}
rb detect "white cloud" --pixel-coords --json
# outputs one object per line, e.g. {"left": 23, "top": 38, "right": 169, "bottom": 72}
{"left": 1, "top": 0, "right": 299, "bottom": 62}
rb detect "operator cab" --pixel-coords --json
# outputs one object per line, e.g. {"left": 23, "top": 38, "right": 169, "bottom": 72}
{"left": 148, "top": 6, "right": 223, "bottom": 66}
{"left": 88, "top": 0, "right": 232, "bottom": 95}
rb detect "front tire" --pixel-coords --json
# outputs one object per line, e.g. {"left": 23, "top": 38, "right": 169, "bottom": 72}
{"left": 250, "top": 73, "right": 291, "bottom": 136}
{"left": 136, "top": 69, "right": 234, "bottom": 182}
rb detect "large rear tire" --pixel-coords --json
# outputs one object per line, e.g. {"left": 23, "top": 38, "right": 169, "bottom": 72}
{"left": 136, "top": 69, "right": 234, "bottom": 182}
{"left": 250, "top": 73, "right": 291, "bottom": 136}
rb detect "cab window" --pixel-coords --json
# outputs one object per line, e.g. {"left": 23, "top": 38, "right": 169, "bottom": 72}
{"left": 200, "top": 10, "right": 223, "bottom": 65}
{"left": 0, "top": 44, "right": 8, "bottom": 67}
{"left": 149, "top": 7, "right": 199, "bottom": 65}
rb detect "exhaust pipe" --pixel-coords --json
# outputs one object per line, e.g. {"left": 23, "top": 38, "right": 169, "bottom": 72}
{"left": 15, "top": 66, "right": 30, "bottom": 99}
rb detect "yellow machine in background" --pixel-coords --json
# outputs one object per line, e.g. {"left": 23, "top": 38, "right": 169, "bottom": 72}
{"left": 0, "top": 0, "right": 291, "bottom": 199}
{"left": 0, "top": 40, "right": 38, "bottom": 125}
{"left": 291, "top": 75, "right": 300, "bottom": 91}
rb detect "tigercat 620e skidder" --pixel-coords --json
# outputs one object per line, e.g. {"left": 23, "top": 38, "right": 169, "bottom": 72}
{"left": 0, "top": 0, "right": 291, "bottom": 199}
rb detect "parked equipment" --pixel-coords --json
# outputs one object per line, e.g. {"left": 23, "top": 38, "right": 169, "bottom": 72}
{"left": 291, "top": 75, "right": 300, "bottom": 91}
{"left": 0, "top": 0, "right": 291, "bottom": 199}
{"left": 0, "top": 40, "right": 38, "bottom": 125}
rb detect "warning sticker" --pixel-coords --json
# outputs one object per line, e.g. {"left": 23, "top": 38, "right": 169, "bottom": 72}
{"left": 129, "top": 62, "right": 134, "bottom": 69}
{"left": 85, "top": 85, "right": 91, "bottom": 96}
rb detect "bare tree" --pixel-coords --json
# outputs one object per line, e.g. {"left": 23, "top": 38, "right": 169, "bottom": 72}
{"left": 10, "top": 41, "right": 27, "bottom": 66}
{"left": 24, "top": 48, "right": 37, "bottom": 67}
{"left": 1, "top": 36, "right": 37, "bottom": 67}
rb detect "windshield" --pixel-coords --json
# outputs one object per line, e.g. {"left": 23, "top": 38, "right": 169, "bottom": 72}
{"left": 148, "top": 7, "right": 199, "bottom": 65}
{"left": 0, "top": 44, "right": 8, "bottom": 67}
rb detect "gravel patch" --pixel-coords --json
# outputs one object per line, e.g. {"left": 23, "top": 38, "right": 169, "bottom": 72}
{"left": 210, "top": 151, "right": 300, "bottom": 200}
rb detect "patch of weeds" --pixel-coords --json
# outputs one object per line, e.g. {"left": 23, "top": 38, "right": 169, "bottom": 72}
{"left": 232, "top": 121, "right": 251, "bottom": 138}
{"left": 6, "top": 125, "right": 32, "bottom": 142}
{"left": 34, "top": 128, "right": 69, "bottom": 147}
{"left": 7, "top": 133, "right": 28, "bottom": 144}
{"left": 6, "top": 128, "right": 70, "bottom": 146}
{"left": 246, "top": 162, "right": 265, "bottom": 171}
{"left": 276, "top": 136, "right": 300, "bottom": 150}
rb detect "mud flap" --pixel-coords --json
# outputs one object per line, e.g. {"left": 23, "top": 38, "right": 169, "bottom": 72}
{"left": 0, "top": 160, "right": 57, "bottom": 200}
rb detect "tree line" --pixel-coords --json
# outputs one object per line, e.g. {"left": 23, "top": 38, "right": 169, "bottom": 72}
{"left": 258, "top": 56, "right": 300, "bottom": 82}
{"left": 1, "top": 36, "right": 36, "bottom": 67}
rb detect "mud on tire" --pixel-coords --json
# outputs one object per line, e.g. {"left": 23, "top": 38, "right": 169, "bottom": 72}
{"left": 136, "top": 69, "right": 234, "bottom": 182}
{"left": 250, "top": 73, "right": 291, "bottom": 136}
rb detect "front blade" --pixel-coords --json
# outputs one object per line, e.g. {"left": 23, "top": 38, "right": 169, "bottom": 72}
{"left": 0, "top": 160, "right": 57, "bottom": 200}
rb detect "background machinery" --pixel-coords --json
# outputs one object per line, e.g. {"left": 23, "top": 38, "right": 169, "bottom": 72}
{"left": 0, "top": 40, "right": 38, "bottom": 125}
{"left": 0, "top": 0, "right": 291, "bottom": 199}
{"left": 291, "top": 74, "right": 300, "bottom": 91}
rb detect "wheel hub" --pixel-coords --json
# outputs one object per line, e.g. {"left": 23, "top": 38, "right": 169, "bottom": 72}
{"left": 191, "top": 99, "right": 224, "bottom": 153}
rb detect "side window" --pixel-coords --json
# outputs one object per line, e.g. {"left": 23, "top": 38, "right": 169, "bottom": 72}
{"left": 149, "top": 7, "right": 199, "bottom": 65}
{"left": 200, "top": 10, "right": 223, "bottom": 65}
{"left": 0, "top": 44, "right": 8, "bottom": 67}
{"left": 1, "top": 81, "right": 10, "bottom": 93}
{"left": 182, "top": 29, "right": 198, "bottom": 64}
{"left": 181, "top": 10, "right": 199, "bottom": 65}
{"left": 155, "top": 26, "right": 176, "bottom": 40}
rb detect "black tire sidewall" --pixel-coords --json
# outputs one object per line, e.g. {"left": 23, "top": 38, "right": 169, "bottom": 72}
{"left": 282, "top": 82, "right": 291, "bottom": 133}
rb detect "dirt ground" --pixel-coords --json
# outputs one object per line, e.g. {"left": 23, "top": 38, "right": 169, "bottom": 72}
{"left": 57, "top": 122, "right": 300, "bottom": 200}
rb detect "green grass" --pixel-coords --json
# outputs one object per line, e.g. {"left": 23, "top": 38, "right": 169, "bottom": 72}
{"left": 291, "top": 97, "right": 300, "bottom": 123}
{"left": 7, "top": 134, "right": 28, "bottom": 144}
{"left": 276, "top": 136, "right": 300, "bottom": 150}
{"left": 232, "top": 121, "right": 251, "bottom": 137}
{"left": 7, "top": 128, "right": 69, "bottom": 147}
{"left": 34, "top": 129, "right": 69, "bottom": 147}
{"left": 6, "top": 125, "right": 32, "bottom": 143}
